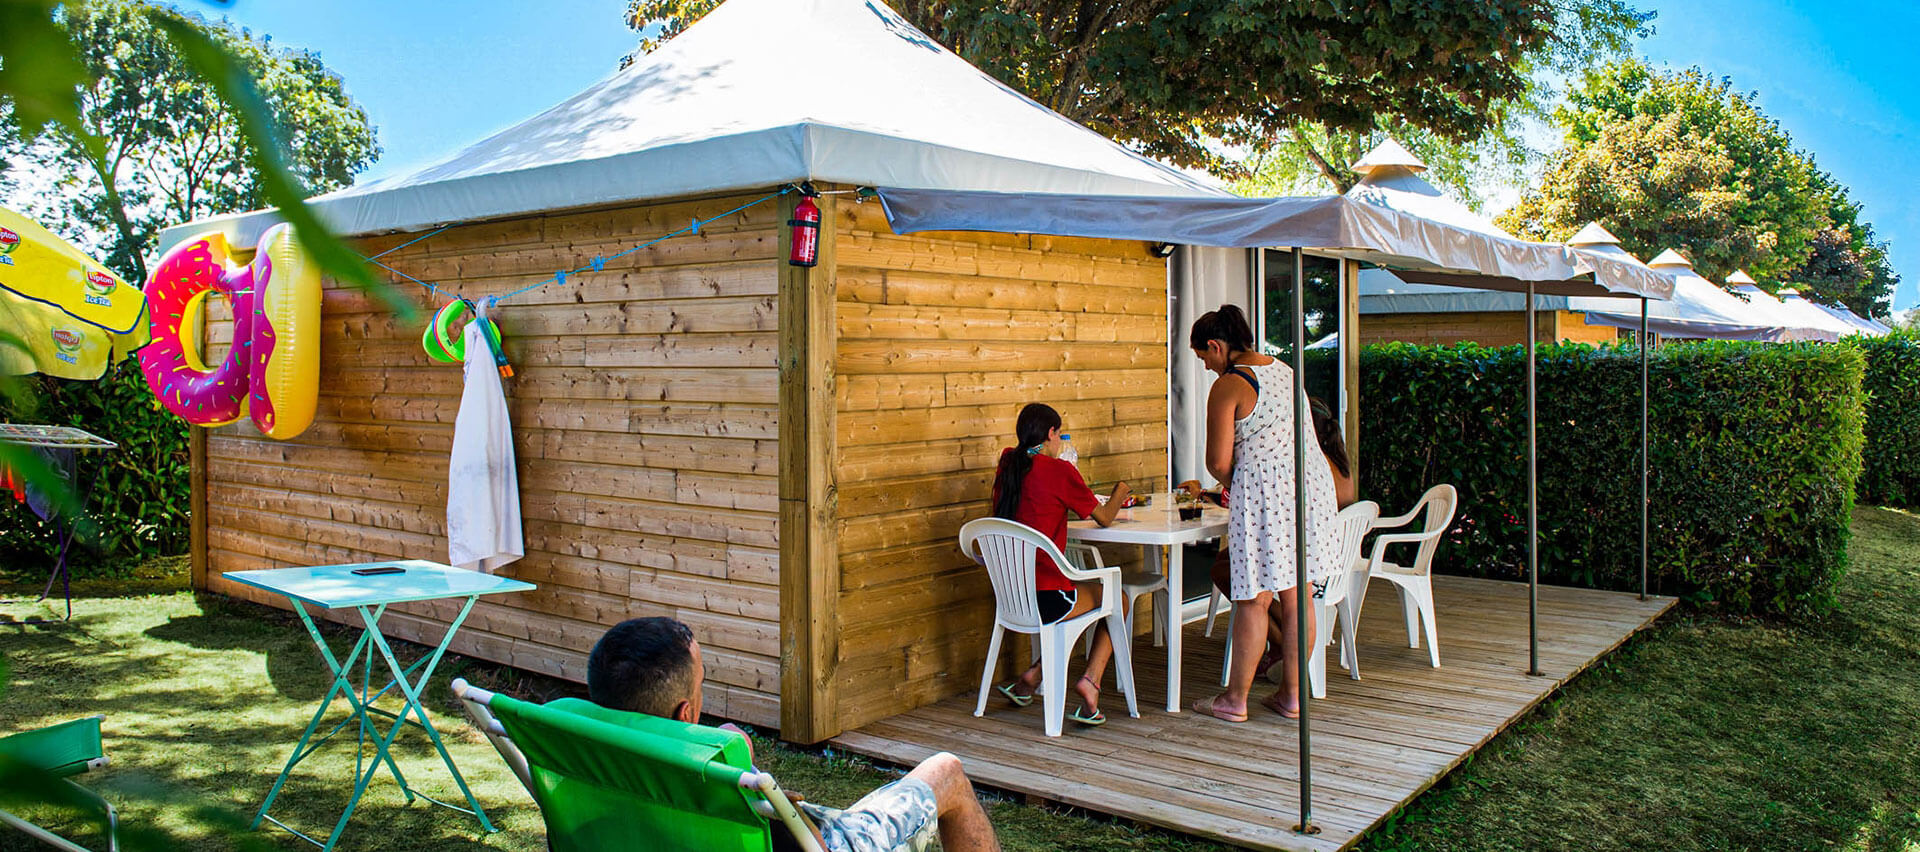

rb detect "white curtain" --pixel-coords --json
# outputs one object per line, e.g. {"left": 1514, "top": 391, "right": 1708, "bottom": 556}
{"left": 1169, "top": 246, "right": 1254, "bottom": 488}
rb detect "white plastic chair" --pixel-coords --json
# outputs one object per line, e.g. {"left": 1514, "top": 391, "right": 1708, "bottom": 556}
{"left": 961, "top": 518, "right": 1139, "bottom": 737}
{"left": 1309, "top": 501, "right": 1380, "bottom": 697}
{"left": 1207, "top": 501, "right": 1379, "bottom": 696}
{"left": 1344, "top": 484, "right": 1458, "bottom": 671}
{"left": 1063, "top": 542, "right": 1169, "bottom": 655}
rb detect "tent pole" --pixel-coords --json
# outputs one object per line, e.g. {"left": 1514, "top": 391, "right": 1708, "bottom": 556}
{"left": 1640, "top": 299, "right": 1649, "bottom": 601}
{"left": 1291, "top": 248, "right": 1317, "bottom": 836}
{"left": 1527, "top": 281, "right": 1541, "bottom": 677}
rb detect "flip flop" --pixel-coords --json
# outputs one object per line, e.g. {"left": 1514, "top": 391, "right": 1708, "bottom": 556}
{"left": 1068, "top": 705, "right": 1107, "bottom": 726}
{"left": 1260, "top": 693, "right": 1301, "bottom": 720}
{"left": 996, "top": 682, "right": 1034, "bottom": 708}
{"left": 1189, "top": 697, "right": 1250, "bottom": 723}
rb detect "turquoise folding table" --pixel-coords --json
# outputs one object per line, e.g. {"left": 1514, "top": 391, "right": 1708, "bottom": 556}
{"left": 224, "top": 559, "right": 534, "bottom": 851}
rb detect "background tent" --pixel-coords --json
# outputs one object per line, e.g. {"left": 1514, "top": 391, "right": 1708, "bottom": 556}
{"left": 1568, "top": 238, "right": 1796, "bottom": 341}
{"left": 1779, "top": 289, "right": 1872, "bottom": 338}
{"left": 1727, "top": 272, "right": 1840, "bottom": 343}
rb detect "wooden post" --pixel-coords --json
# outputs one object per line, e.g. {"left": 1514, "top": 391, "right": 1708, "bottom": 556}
{"left": 778, "top": 190, "right": 840, "bottom": 743}
{"left": 189, "top": 425, "right": 208, "bottom": 590}
{"left": 1342, "top": 259, "right": 1361, "bottom": 484}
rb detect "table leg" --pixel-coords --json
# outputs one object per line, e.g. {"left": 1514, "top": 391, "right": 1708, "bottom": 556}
{"left": 1165, "top": 544, "right": 1185, "bottom": 713}
{"left": 357, "top": 597, "right": 497, "bottom": 834}
{"left": 253, "top": 602, "right": 396, "bottom": 834}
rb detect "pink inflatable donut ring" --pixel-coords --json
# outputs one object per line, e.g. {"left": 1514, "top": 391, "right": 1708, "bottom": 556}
{"left": 139, "top": 233, "right": 256, "bottom": 427}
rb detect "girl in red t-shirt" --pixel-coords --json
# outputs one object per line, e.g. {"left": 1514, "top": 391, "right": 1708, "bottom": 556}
{"left": 989, "top": 402, "right": 1134, "bottom": 726}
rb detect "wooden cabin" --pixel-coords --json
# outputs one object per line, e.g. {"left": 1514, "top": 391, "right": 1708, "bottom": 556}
{"left": 167, "top": 0, "right": 1212, "bottom": 743}
{"left": 190, "top": 186, "right": 1171, "bottom": 742}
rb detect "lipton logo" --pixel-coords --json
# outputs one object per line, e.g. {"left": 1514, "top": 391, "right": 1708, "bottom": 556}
{"left": 0, "top": 228, "right": 18, "bottom": 255}
{"left": 85, "top": 270, "right": 117, "bottom": 296}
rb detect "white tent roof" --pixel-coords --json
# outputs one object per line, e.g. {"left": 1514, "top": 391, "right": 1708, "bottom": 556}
{"left": 1808, "top": 301, "right": 1889, "bottom": 336}
{"left": 1779, "top": 289, "right": 1871, "bottom": 338}
{"left": 1731, "top": 283, "right": 1840, "bottom": 342}
{"left": 1567, "top": 240, "right": 1801, "bottom": 341}
{"left": 160, "top": 0, "right": 1225, "bottom": 250}
{"left": 1343, "top": 142, "right": 1513, "bottom": 239}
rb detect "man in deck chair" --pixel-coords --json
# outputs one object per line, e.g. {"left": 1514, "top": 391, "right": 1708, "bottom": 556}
{"left": 588, "top": 618, "right": 1002, "bottom": 852}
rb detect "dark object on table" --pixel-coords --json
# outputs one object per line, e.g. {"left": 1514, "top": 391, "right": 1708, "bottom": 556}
{"left": 350, "top": 565, "right": 407, "bottom": 576}
{"left": 1178, "top": 506, "right": 1203, "bottom": 521}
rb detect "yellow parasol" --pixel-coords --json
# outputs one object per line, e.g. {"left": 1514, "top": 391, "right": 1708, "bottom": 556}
{"left": 0, "top": 206, "right": 149, "bottom": 380}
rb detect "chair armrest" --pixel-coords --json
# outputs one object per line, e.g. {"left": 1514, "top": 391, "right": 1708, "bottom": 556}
{"left": 452, "top": 678, "right": 536, "bottom": 798}
{"left": 1060, "top": 542, "right": 1106, "bottom": 572}
{"left": 1371, "top": 506, "right": 1425, "bottom": 532}
{"left": 1366, "top": 529, "right": 1444, "bottom": 568}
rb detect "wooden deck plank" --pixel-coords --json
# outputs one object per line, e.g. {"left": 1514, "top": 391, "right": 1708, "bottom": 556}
{"left": 831, "top": 576, "right": 1673, "bottom": 851}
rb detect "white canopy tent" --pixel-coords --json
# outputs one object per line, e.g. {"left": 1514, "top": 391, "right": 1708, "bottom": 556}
{"left": 1809, "top": 301, "right": 1891, "bottom": 337}
{"left": 1727, "top": 272, "right": 1842, "bottom": 343}
{"left": 1779, "top": 289, "right": 1874, "bottom": 338}
{"left": 1567, "top": 236, "right": 1801, "bottom": 341}
{"left": 158, "top": 0, "right": 1225, "bottom": 251}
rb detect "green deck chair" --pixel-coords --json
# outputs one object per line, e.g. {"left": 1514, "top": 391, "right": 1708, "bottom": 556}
{"left": 451, "top": 679, "right": 822, "bottom": 852}
{"left": 0, "top": 716, "right": 118, "bottom": 852}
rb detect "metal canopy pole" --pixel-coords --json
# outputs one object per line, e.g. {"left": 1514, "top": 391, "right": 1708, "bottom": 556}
{"left": 1291, "top": 248, "right": 1318, "bottom": 836}
{"left": 1640, "top": 298, "right": 1650, "bottom": 601}
{"left": 1526, "top": 281, "right": 1542, "bottom": 677}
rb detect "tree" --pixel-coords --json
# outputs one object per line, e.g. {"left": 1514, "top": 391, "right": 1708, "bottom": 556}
{"left": 625, "top": 0, "right": 1566, "bottom": 178}
{"left": 1235, "top": 0, "right": 1654, "bottom": 203}
{"left": 1, "top": 0, "right": 380, "bottom": 284}
{"left": 1499, "top": 59, "right": 1897, "bottom": 315}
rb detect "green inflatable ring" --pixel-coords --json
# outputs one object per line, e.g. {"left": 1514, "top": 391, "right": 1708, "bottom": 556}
{"left": 422, "top": 299, "right": 503, "bottom": 364}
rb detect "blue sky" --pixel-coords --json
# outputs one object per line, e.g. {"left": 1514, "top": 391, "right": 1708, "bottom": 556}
{"left": 185, "top": 0, "right": 1918, "bottom": 311}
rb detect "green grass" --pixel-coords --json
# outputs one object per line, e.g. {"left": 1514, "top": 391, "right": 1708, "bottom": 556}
{"left": 3, "top": 506, "right": 1918, "bottom": 851}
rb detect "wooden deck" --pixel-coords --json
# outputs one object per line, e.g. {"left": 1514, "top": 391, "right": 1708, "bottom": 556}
{"left": 832, "top": 576, "right": 1674, "bottom": 851}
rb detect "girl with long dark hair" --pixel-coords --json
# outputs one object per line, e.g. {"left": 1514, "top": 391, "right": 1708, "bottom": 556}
{"left": 989, "top": 402, "right": 1133, "bottom": 726}
{"left": 1188, "top": 305, "right": 1341, "bottom": 722}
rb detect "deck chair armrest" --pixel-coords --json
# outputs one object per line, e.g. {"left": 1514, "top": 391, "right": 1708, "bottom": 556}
{"left": 451, "top": 679, "right": 536, "bottom": 798}
{"left": 741, "top": 772, "right": 826, "bottom": 852}
{"left": 1372, "top": 505, "right": 1427, "bottom": 532}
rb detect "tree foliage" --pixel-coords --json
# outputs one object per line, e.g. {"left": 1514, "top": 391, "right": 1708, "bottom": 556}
{"left": 625, "top": 0, "right": 1567, "bottom": 178}
{"left": 1, "top": 0, "right": 380, "bottom": 284}
{"left": 1235, "top": 0, "right": 1654, "bottom": 203}
{"left": 1499, "top": 59, "right": 1898, "bottom": 316}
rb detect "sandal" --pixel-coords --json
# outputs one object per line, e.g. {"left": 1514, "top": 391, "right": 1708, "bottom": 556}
{"left": 1189, "top": 696, "right": 1250, "bottom": 723}
{"left": 1260, "top": 692, "right": 1301, "bottom": 720}
{"left": 1069, "top": 676, "right": 1105, "bottom": 725}
{"left": 995, "top": 682, "right": 1034, "bottom": 708}
{"left": 1068, "top": 705, "right": 1107, "bottom": 726}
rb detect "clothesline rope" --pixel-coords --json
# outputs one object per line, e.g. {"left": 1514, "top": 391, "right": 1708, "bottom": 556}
{"left": 363, "top": 188, "right": 795, "bottom": 308}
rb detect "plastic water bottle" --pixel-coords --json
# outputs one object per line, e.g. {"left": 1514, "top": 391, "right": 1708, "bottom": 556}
{"left": 1058, "top": 433, "right": 1078, "bottom": 466}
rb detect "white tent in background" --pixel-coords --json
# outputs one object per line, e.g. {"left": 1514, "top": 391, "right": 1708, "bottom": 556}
{"left": 1780, "top": 289, "right": 1880, "bottom": 338}
{"left": 1727, "top": 271, "right": 1842, "bottom": 343}
{"left": 161, "top": 0, "right": 1226, "bottom": 249}
{"left": 1567, "top": 234, "right": 1792, "bottom": 341}
{"left": 1775, "top": 289, "right": 1859, "bottom": 338}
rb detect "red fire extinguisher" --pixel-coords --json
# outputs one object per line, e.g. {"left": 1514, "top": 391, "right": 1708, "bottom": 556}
{"left": 788, "top": 191, "right": 821, "bottom": 268}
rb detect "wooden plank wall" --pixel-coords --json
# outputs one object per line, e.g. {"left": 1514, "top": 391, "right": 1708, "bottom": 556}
{"left": 828, "top": 201, "right": 1171, "bottom": 735}
{"left": 195, "top": 193, "right": 785, "bottom": 727}
{"left": 1359, "top": 309, "right": 1617, "bottom": 348}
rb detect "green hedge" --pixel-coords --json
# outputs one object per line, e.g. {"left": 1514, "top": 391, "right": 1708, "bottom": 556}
{"left": 0, "top": 362, "right": 191, "bottom": 573}
{"left": 1857, "top": 330, "right": 1920, "bottom": 510}
{"left": 1358, "top": 340, "right": 1864, "bottom": 615}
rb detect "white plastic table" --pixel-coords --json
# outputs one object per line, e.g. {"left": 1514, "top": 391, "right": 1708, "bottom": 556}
{"left": 224, "top": 559, "right": 534, "bottom": 851}
{"left": 1067, "top": 494, "right": 1227, "bottom": 712}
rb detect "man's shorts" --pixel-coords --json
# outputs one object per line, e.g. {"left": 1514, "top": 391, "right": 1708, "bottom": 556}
{"left": 797, "top": 777, "right": 939, "bottom": 852}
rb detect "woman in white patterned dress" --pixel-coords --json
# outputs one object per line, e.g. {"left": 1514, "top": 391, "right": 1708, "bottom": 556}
{"left": 1188, "top": 305, "right": 1341, "bottom": 722}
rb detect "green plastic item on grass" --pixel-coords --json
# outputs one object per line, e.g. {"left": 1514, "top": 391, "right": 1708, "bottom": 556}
{"left": 485, "top": 693, "right": 792, "bottom": 852}
{"left": 0, "top": 715, "right": 119, "bottom": 852}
